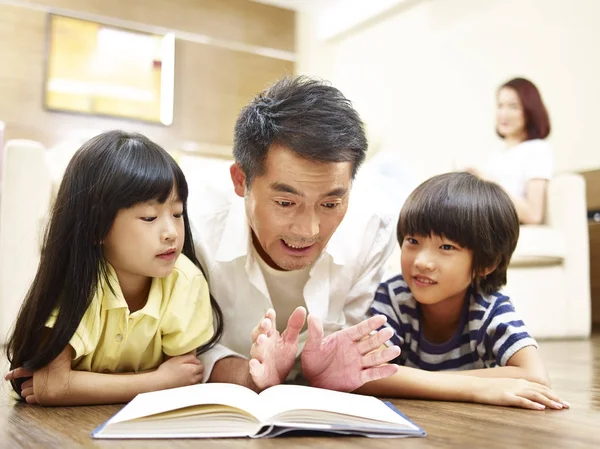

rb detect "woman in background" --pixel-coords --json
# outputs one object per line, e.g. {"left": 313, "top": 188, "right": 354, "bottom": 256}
{"left": 470, "top": 77, "right": 552, "bottom": 225}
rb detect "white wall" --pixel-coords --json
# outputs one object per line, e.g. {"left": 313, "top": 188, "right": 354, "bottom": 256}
{"left": 297, "top": 0, "right": 600, "bottom": 182}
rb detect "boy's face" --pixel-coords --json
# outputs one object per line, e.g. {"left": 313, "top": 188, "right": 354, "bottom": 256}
{"left": 401, "top": 233, "right": 473, "bottom": 307}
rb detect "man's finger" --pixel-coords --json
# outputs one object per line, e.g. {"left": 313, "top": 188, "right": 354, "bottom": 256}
{"left": 359, "top": 364, "right": 399, "bottom": 385}
{"left": 342, "top": 315, "right": 387, "bottom": 341}
{"left": 303, "top": 314, "right": 324, "bottom": 352}
{"left": 282, "top": 307, "right": 307, "bottom": 344}
{"left": 249, "top": 359, "right": 265, "bottom": 377}
{"left": 252, "top": 318, "right": 273, "bottom": 342}
{"left": 361, "top": 345, "right": 401, "bottom": 367}
{"left": 250, "top": 334, "right": 268, "bottom": 360}
{"left": 251, "top": 324, "right": 261, "bottom": 342}
{"left": 264, "top": 309, "right": 276, "bottom": 337}
{"left": 355, "top": 327, "right": 394, "bottom": 354}
{"left": 262, "top": 317, "right": 274, "bottom": 337}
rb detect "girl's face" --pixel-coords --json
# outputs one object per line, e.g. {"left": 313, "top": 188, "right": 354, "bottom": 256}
{"left": 496, "top": 87, "right": 526, "bottom": 141}
{"left": 400, "top": 233, "right": 473, "bottom": 307}
{"left": 102, "top": 190, "right": 185, "bottom": 285}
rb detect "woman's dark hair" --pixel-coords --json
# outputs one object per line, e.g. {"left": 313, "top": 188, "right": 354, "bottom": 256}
{"left": 6, "top": 130, "right": 223, "bottom": 394}
{"left": 497, "top": 77, "right": 551, "bottom": 140}
{"left": 233, "top": 75, "right": 368, "bottom": 186}
{"left": 397, "top": 172, "right": 520, "bottom": 295}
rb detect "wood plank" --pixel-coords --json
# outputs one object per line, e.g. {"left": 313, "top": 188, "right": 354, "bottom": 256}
{"left": 2, "top": 335, "right": 600, "bottom": 448}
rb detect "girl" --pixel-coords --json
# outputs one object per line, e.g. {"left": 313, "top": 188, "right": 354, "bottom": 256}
{"left": 363, "top": 172, "right": 570, "bottom": 411}
{"left": 4, "top": 130, "right": 223, "bottom": 406}
{"left": 469, "top": 77, "right": 552, "bottom": 224}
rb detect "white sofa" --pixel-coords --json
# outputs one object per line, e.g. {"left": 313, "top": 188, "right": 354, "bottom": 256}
{"left": 0, "top": 139, "right": 592, "bottom": 343}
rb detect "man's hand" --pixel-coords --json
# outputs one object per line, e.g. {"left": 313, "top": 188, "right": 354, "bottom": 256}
{"left": 249, "top": 307, "right": 307, "bottom": 391}
{"left": 301, "top": 314, "right": 401, "bottom": 392}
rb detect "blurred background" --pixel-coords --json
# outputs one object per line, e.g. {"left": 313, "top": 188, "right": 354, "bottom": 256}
{"left": 0, "top": 0, "right": 599, "bottom": 339}
{"left": 1, "top": 0, "right": 599, "bottom": 176}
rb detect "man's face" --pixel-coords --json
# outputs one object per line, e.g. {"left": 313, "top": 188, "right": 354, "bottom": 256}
{"left": 231, "top": 144, "right": 353, "bottom": 271}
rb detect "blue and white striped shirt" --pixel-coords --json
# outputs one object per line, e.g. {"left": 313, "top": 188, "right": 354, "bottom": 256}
{"left": 371, "top": 275, "right": 537, "bottom": 370}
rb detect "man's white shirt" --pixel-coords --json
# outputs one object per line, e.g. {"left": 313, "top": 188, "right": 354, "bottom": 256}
{"left": 187, "top": 180, "right": 397, "bottom": 382}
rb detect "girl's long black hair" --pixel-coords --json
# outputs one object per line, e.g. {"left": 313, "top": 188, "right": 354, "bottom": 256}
{"left": 6, "top": 130, "right": 223, "bottom": 394}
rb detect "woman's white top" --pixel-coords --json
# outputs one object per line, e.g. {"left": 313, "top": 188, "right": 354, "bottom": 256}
{"left": 481, "top": 139, "right": 553, "bottom": 199}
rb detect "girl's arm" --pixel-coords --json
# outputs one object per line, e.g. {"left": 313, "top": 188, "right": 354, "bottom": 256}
{"left": 355, "top": 364, "right": 567, "bottom": 410}
{"left": 443, "top": 346, "right": 551, "bottom": 386}
{"left": 6, "top": 346, "right": 203, "bottom": 406}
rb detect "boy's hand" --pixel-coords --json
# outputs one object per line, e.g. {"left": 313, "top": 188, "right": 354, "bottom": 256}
{"left": 301, "top": 314, "right": 401, "bottom": 392}
{"left": 155, "top": 354, "right": 204, "bottom": 389}
{"left": 249, "top": 307, "right": 307, "bottom": 391}
{"left": 472, "top": 377, "right": 570, "bottom": 410}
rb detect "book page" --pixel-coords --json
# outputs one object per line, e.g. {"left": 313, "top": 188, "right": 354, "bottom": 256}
{"left": 259, "top": 385, "right": 415, "bottom": 426}
{"left": 107, "top": 383, "right": 264, "bottom": 425}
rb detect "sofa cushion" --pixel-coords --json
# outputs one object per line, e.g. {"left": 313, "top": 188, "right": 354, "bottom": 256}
{"left": 510, "top": 225, "right": 565, "bottom": 267}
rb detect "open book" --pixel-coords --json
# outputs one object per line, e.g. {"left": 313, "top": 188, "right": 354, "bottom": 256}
{"left": 92, "top": 383, "right": 425, "bottom": 439}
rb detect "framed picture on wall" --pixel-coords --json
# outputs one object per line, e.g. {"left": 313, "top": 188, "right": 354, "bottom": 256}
{"left": 43, "top": 14, "right": 175, "bottom": 125}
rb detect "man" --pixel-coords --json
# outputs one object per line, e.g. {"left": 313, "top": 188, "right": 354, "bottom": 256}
{"left": 191, "top": 76, "right": 399, "bottom": 392}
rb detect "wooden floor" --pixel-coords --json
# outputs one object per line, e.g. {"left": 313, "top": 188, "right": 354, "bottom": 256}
{"left": 1, "top": 334, "right": 599, "bottom": 448}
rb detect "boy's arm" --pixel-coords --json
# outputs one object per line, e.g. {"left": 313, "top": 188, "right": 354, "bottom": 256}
{"left": 444, "top": 346, "right": 551, "bottom": 386}
{"left": 458, "top": 297, "right": 550, "bottom": 385}
{"left": 356, "top": 364, "right": 566, "bottom": 410}
{"left": 7, "top": 346, "right": 203, "bottom": 406}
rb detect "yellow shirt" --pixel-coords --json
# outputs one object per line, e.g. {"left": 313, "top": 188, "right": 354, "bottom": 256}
{"left": 46, "top": 254, "right": 214, "bottom": 373}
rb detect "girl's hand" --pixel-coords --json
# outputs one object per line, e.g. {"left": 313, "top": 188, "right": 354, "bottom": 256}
{"left": 20, "top": 378, "right": 37, "bottom": 404}
{"left": 472, "top": 377, "right": 570, "bottom": 410}
{"left": 155, "top": 353, "right": 204, "bottom": 389}
{"left": 4, "top": 367, "right": 33, "bottom": 382}
{"left": 4, "top": 367, "right": 37, "bottom": 404}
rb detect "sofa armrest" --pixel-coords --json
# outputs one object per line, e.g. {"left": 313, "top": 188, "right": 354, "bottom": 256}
{"left": 0, "top": 139, "right": 52, "bottom": 343}
{"left": 545, "top": 172, "right": 591, "bottom": 336}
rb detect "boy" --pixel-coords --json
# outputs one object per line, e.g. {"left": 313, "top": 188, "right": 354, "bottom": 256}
{"left": 361, "top": 172, "right": 569, "bottom": 411}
